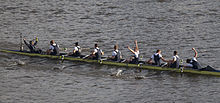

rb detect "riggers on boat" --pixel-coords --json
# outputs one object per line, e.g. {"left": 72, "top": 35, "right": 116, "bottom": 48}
{"left": 1, "top": 49, "right": 220, "bottom": 77}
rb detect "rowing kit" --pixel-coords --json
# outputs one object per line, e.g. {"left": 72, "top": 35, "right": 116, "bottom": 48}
{"left": 1, "top": 49, "right": 220, "bottom": 77}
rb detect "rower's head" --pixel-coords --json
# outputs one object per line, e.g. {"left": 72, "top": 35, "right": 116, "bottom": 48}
{"left": 156, "top": 49, "right": 161, "bottom": 54}
{"left": 114, "top": 45, "right": 118, "bottom": 50}
{"left": 173, "top": 51, "right": 178, "bottom": 55}
{"left": 186, "top": 59, "right": 191, "bottom": 63}
{"left": 50, "top": 40, "right": 55, "bottom": 45}
{"left": 75, "top": 42, "right": 79, "bottom": 46}
{"left": 95, "top": 44, "right": 98, "bottom": 48}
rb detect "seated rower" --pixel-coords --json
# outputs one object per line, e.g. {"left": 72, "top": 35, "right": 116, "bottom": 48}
{"left": 69, "top": 42, "right": 81, "bottom": 57}
{"left": 185, "top": 48, "right": 220, "bottom": 72}
{"left": 23, "top": 37, "right": 42, "bottom": 53}
{"left": 167, "top": 51, "right": 180, "bottom": 68}
{"left": 108, "top": 44, "right": 122, "bottom": 62}
{"left": 185, "top": 48, "right": 202, "bottom": 69}
{"left": 147, "top": 49, "right": 167, "bottom": 66}
{"left": 89, "top": 44, "right": 104, "bottom": 60}
{"left": 47, "top": 40, "right": 60, "bottom": 55}
{"left": 127, "top": 40, "right": 139, "bottom": 64}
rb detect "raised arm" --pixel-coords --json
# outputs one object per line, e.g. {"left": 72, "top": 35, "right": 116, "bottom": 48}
{"left": 34, "top": 41, "right": 38, "bottom": 46}
{"left": 34, "top": 37, "right": 38, "bottom": 46}
{"left": 134, "top": 40, "right": 139, "bottom": 51}
{"left": 128, "top": 46, "right": 135, "bottom": 54}
{"left": 23, "top": 38, "right": 28, "bottom": 45}
{"left": 23, "top": 38, "right": 32, "bottom": 50}
{"left": 192, "top": 48, "right": 198, "bottom": 58}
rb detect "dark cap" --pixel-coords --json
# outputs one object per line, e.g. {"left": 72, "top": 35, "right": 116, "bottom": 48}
{"left": 75, "top": 42, "right": 79, "bottom": 46}
{"left": 95, "top": 44, "right": 98, "bottom": 47}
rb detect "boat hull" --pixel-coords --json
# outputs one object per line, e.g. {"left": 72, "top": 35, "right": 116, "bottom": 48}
{"left": 1, "top": 49, "right": 220, "bottom": 77}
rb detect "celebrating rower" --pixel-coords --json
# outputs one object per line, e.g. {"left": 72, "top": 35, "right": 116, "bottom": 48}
{"left": 69, "top": 42, "right": 81, "bottom": 57}
{"left": 108, "top": 44, "right": 122, "bottom": 62}
{"left": 184, "top": 48, "right": 220, "bottom": 72}
{"left": 147, "top": 49, "right": 167, "bottom": 66}
{"left": 185, "top": 48, "right": 202, "bottom": 69}
{"left": 23, "top": 37, "right": 42, "bottom": 53}
{"left": 47, "top": 40, "right": 60, "bottom": 55}
{"left": 89, "top": 44, "right": 104, "bottom": 60}
{"left": 127, "top": 40, "right": 139, "bottom": 64}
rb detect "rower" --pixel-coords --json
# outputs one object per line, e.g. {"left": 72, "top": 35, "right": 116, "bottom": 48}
{"left": 185, "top": 48, "right": 202, "bottom": 69}
{"left": 70, "top": 42, "right": 81, "bottom": 57}
{"left": 23, "top": 37, "right": 42, "bottom": 53}
{"left": 147, "top": 49, "right": 167, "bottom": 66}
{"left": 90, "top": 44, "right": 104, "bottom": 60}
{"left": 168, "top": 51, "right": 180, "bottom": 68}
{"left": 127, "top": 40, "right": 139, "bottom": 64}
{"left": 109, "top": 44, "right": 122, "bottom": 62}
{"left": 185, "top": 48, "right": 220, "bottom": 72}
{"left": 47, "top": 40, "right": 60, "bottom": 55}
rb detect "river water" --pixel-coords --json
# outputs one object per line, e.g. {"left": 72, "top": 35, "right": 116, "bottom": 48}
{"left": 0, "top": 0, "right": 220, "bottom": 103}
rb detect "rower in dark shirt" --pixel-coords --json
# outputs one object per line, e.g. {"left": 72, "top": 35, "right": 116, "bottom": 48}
{"left": 23, "top": 37, "right": 42, "bottom": 53}
{"left": 185, "top": 48, "right": 202, "bottom": 69}
{"left": 147, "top": 49, "right": 167, "bottom": 66}
{"left": 168, "top": 51, "right": 180, "bottom": 68}
{"left": 69, "top": 42, "right": 81, "bottom": 57}
{"left": 89, "top": 44, "right": 104, "bottom": 60}
{"left": 109, "top": 44, "right": 122, "bottom": 62}
{"left": 47, "top": 40, "right": 60, "bottom": 55}
{"left": 185, "top": 48, "right": 220, "bottom": 72}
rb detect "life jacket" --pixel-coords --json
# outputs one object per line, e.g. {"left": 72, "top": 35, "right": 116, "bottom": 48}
{"left": 130, "top": 52, "right": 139, "bottom": 64}
{"left": 154, "top": 54, "right": 161, "bottom": 66}
{"left": 191, "top": 60, "right": 202, "bottom": 69}
{"left": 52, "top": 44, "right": 59, "bottom": 55}
{"left": 170, "top": 55, "right": 180, "bottom": 68}
{"left": 113, "top": 50, "right": 121, "bottom": 62}
{"left": 95, "top": 48, "right": 102, "bottom": 60}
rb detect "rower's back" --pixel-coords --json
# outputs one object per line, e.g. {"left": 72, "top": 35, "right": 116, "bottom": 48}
{"left": 171, "top": 56, "right": 180, "bottom": 68}
{"left": 114, "top": 50, "right": 121, "bottom": 62}
{"left": 49, "top": 40, "right": 60, "bottom": 55}
{"left": 113, "top": 45, "right": 121, "bottom": 62}
{"left": 52, "top": 44, "right": 59, "bottom": 55}
{"left": 154, "top": 54, "right": 161, "bottom": 66}
{"left": 191, "top": 58, "right": 202, "bottom": 69}
{"left": 170, "top": 51, "right": 180, "bottom": 68}
{"left": 75, "top": 46, "right": 81, "bottom": 56}
{"left": 95, "top": 48, "right": 102, "bottom": 60}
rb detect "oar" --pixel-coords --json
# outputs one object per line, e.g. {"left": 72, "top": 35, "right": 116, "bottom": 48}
{"left": 61, "top": 47, "right": 91, "bottom": 50}
{"left": 82, "top": 55, "right": 90, "bottom": 59}
{"left": 19, "top": 33, "right": 23, "bottom": 51}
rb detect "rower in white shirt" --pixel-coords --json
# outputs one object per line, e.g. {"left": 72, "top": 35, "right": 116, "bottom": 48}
{"left": 127, "top": 40, "right": 139, "bottom": 64}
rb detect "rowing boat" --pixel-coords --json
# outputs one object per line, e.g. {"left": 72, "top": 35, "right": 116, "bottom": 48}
{"left": 1, "top": 49, "right": 220, "bottom": 77}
